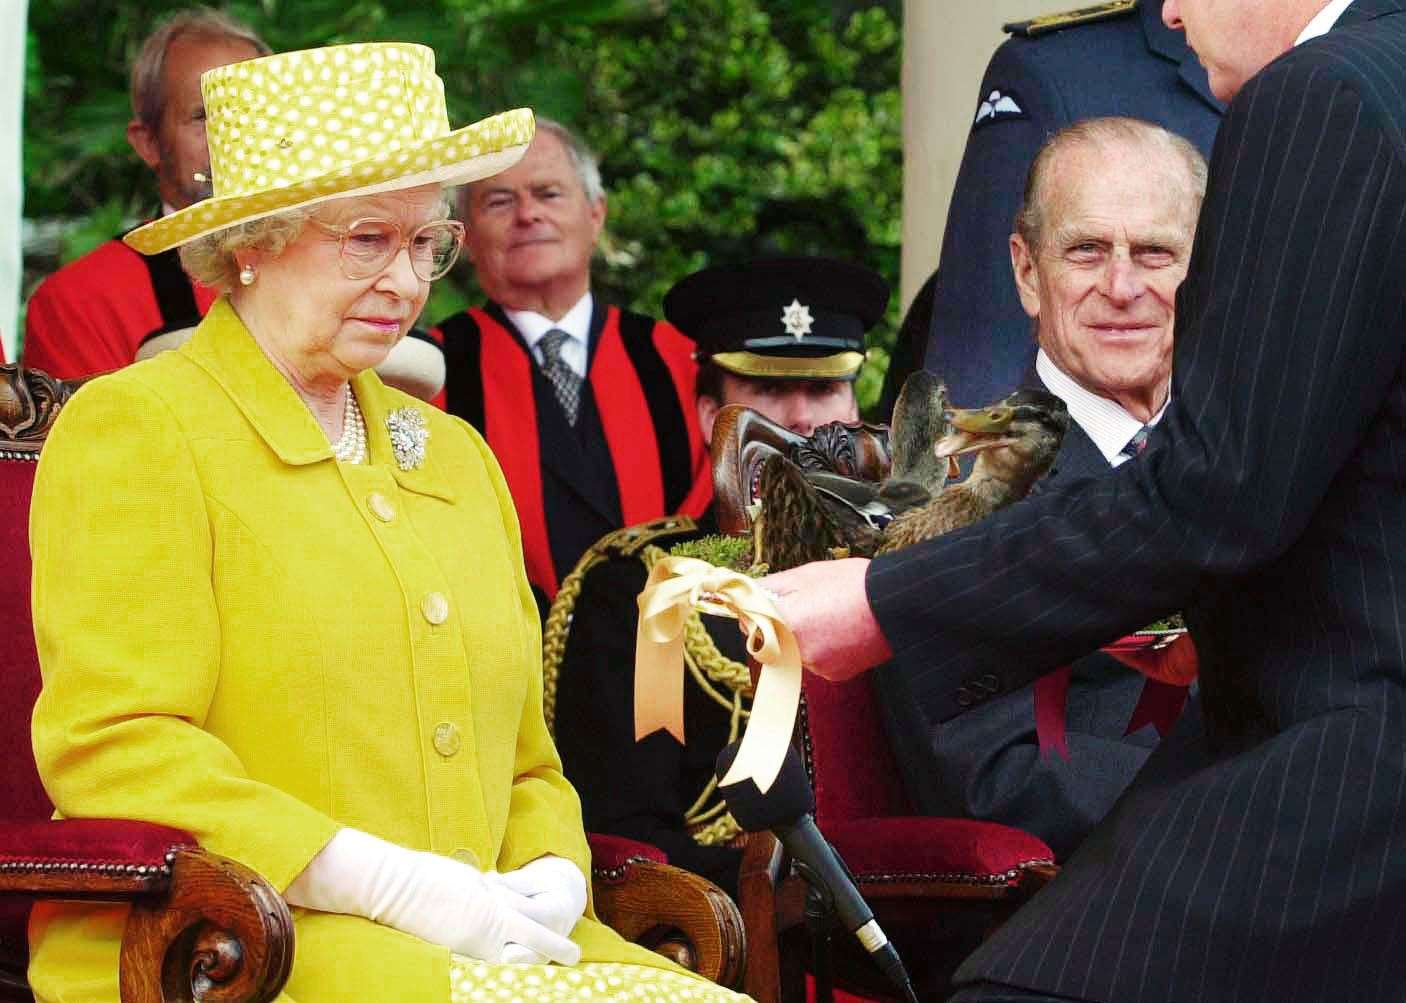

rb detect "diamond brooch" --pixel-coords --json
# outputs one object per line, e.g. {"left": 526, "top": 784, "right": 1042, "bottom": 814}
{"left": 386, "top": 407, "right": 430, "bottom": 471}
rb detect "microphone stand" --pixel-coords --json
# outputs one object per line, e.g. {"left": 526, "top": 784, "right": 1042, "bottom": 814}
{"left": 791, "top": 857, "right": 922, "bottom": 1003}
{"left": 803, "top": 878, "right": 837, "bottom": 1003}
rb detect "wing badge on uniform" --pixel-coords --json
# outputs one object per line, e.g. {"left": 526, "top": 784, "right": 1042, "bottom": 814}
{"left": 973, "top": 89, "right": 1027, "bottom": 129}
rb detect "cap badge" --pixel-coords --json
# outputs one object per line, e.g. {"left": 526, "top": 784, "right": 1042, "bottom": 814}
{"left": 781, "top": 299, "right": 814, "bottom": 341}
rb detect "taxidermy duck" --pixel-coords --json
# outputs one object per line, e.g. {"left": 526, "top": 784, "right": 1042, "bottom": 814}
{"left": 878, "top": 388, "right": 1069, "bottom": 553}
{"left": 752, "top": 370, "right": 952, "bottom": 570}
{"left": 753, "top": 379, "right": 1069, "bottom": 571}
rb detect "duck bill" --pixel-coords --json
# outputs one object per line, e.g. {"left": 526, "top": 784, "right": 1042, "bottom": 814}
{"left": 934, "top": 408, "right": 1017, "bottom": 459}
{"left": 934, "top": 432, "right": 1019, "bottom": 459}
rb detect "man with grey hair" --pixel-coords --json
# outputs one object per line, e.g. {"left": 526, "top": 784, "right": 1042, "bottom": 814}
{"left": 23, "top": 9, "right": 267, "bottom": 379}
{"left": 429, "top": 120, "right": 711, "bottom": 617}
{"left": 876, "top": 116, "right": 1208, "bottom": 863}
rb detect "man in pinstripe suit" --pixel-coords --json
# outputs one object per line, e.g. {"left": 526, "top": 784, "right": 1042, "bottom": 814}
{"left": 764, "top": 0, "right": 1406, "bottom": 999}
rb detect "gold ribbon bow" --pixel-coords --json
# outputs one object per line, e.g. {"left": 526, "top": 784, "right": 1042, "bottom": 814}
{"left": 635, "top": 555, "right": 801, "bottom": 794}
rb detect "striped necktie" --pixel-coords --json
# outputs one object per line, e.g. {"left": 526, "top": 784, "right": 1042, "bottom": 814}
{"left": 537, "top": 328, "right": 582, "bottom": 426}
{"left": 1119, "top": 425, "right": 1150, "bottom": 460}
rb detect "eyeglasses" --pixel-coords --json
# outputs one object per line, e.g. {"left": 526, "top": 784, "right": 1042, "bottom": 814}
{"left": 307, "top": 216, "right": 466, "bottom": 282}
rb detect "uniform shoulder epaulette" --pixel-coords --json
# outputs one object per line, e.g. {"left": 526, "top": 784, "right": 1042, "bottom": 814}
{"left": 593, "top": 515, "right": 699, "bottom": 559}
{"left": 1004, "top": 0, "right": 1137, "bottom": 38}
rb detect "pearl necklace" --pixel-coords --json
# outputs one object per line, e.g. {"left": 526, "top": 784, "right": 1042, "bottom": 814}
{"left": 332, "top": 389, "right": 367, "bottom": 464}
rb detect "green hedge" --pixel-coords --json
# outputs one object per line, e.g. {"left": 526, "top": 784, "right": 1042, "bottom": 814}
{"left": 23, "top": 0, "right": 901, "bottom": 410}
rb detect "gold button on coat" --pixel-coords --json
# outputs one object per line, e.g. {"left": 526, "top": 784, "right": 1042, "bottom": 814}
{"left": 422, "top": 592, "right": 449, "bottom": 624}
{"left": 433, "top": 722, "right": 461, "bottom": 757}
{"left": 367, "top": 492, "right": 396, "bottom": 522}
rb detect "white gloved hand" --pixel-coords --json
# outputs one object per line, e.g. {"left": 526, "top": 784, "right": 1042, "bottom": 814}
{"left": 489, "top": 855, "right": 589, "bottom": 938}
{"left": 285, "top": 828, "right": 581, "bottom": 966}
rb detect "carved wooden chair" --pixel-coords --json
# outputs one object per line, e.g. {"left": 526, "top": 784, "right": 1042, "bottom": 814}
{"left": 710, "top": 404, "right": 1058, "bottom": 1003}
{"left": 0, "top": 364, "right": 743, "bottom": 1002}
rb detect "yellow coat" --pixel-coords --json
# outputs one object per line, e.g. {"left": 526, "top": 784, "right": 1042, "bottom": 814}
{"left": 27, "top": 299, "right": 684, "bottom": 1001}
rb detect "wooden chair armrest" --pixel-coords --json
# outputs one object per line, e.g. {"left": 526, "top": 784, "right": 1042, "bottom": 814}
{"left": 118, "top": 846, "right": 293, "bottom": 1003}
{"left": 0, "top": 821, "right": 293, "bottom": 1003}
{"left": 592, "top": 858, "right": 745, "bottom": 989}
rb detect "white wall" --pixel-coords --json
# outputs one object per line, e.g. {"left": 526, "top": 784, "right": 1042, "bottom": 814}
{"left": 1, "top": 0, "right": 25, "bottom": 362}
{"left": 901, "top": 0, "right": 1047, "bottom": 312}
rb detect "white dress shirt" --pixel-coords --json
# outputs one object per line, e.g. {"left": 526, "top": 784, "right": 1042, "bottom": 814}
{"left": 1297, "top": 0, "right": 1355, "bottom": 44}
{"left": 1035, "top": 350, "right": 1170, "bottom": 468}
{"left": 506, "top": 293, "right": 594, "bottom": 380}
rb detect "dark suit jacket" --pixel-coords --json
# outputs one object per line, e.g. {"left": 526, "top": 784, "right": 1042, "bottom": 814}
{"left": 869, "top": 4, "right": 1406, "bottom": 998}
{"left": 903, "top": 0, "right": 1223, "bottom": 412}
{"left": 875, "top": 406, "right": 1159, "bottom": 861}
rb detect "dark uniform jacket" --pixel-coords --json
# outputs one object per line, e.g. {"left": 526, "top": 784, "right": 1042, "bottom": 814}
{"left": 549, "top": 511, "right": 746, "bottom": 897}
{"left": 430, "top": 300, "right": 712, "bottom": 615}
{"left": 24, "top": 236, "right": 217, "bottom": 380}
{"left": 870, "top": 4, "right": 1406, "bottom": 998}
{"left": 889, "top": 0, "right": 1223, "bottom": 413}
{"left": 875, "top": 390, "right": 1161, "bottom": 860}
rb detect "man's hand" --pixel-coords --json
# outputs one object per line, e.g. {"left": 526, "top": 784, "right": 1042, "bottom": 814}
{"left": 760, "top": 558, "right": 893, "bottom": 681}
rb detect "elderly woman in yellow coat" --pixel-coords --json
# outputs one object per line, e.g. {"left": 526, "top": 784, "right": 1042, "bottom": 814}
{"left": 25, "top": 42, "right": 749, "bottom": 1003}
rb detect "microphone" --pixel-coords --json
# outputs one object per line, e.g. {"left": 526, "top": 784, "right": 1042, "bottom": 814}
{"left": 715, "top": 741, "right": 919, "bottom": 1003}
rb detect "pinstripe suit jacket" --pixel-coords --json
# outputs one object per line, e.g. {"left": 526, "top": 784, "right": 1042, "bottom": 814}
{"left": 867, "top": 3, "right": 1406, "bottom": 999}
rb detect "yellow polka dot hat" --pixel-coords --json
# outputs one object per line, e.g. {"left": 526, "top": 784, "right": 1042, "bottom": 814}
{"left": 124, "top": 42, "right": 535, "bottom": 254}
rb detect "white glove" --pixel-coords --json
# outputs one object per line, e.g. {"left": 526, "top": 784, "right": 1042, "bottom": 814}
{"left": 285, "top": 828, "right": 581, "bottom": 966}
{"left": 488, "top": 855, "right": 589, "bottom": 964}
{"left": 489, "top": 855, "right": 588, "bottom": 937}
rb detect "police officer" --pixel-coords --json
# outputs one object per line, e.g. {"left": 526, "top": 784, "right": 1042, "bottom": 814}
{"left": 881, "top": 0, "right": 1223, "bottom": 415}
{"left": 547, "top": 257, "right": 887, "bottom": 897}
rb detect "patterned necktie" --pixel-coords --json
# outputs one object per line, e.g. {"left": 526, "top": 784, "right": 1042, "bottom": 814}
{"left": 537, "top": 328, "right": 583, "bottom": 426}
{"left": 1119, "top": 425, "right": 1150, "bottom": 460}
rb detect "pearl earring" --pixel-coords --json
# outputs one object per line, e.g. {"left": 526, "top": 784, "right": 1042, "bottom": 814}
{"left": 239, "top": 264, "right": 256, "bottom": 286}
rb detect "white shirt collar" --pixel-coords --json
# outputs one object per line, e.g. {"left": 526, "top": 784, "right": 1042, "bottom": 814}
{"left": 506, "top": 292, "right": 594, "bottom": 379}
{"left": 1296, "top": 0, "right": 1354, "bottom": 44}
{"left": 1035, "top": 350, "right": 1171, "bottom": 467}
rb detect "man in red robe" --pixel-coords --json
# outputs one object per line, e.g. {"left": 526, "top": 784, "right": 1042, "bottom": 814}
{"left": 429, "top": 120, "right": 710, "bottom": 616}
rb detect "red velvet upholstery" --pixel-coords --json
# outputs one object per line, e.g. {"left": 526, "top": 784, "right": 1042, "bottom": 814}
{"left": 827, "top": 818, "right": 1052, "bottom": 885}
{"left": 0, "top": 820, "right": 195, "bottom": 869}
{"left": 0, "top": 460, "right": 47, "bottom": 828}
{"left": 802, "top": 669, "right": 1054, "bottom": 869}
{"left": 0, "top": 458, "right": 45, "bottom": 965}
{"left": 587, "top": 832, "right": 669, "bottom": 876}
{"left": 803, "top": 674, "right": 912, "bottom": 825}
{"left": 803, "top": 671, "right": 1055, "bottom": 882}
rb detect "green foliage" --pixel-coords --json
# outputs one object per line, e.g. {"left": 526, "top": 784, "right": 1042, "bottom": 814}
{"left": 23, "top": 0, "right": 902, "bottom": 408}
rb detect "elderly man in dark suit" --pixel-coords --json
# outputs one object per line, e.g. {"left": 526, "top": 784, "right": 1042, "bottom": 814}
{"left": 881, "top": 0, "right": 1224, "bottom": 416}
{"left": 765, "top": 0, "right": 1406, "bottom": 999}
{"left": 881, "top": 117, "right": 1209, "bottom": 861}
{"left": 430, "top": 120, "right": 711, "bottom": 617}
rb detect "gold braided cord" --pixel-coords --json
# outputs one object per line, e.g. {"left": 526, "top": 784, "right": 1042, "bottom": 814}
{"left": 541, "top": 516, "right": 698, "bottom": 735}
{"left": 691, "top": 812, "right": 743, "bottom": 848}
{"left": 540, "top": 517, "right": 752, "bottom": 849}
{"left": 541, "top": 550, "right": 592, "bottom": 736}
